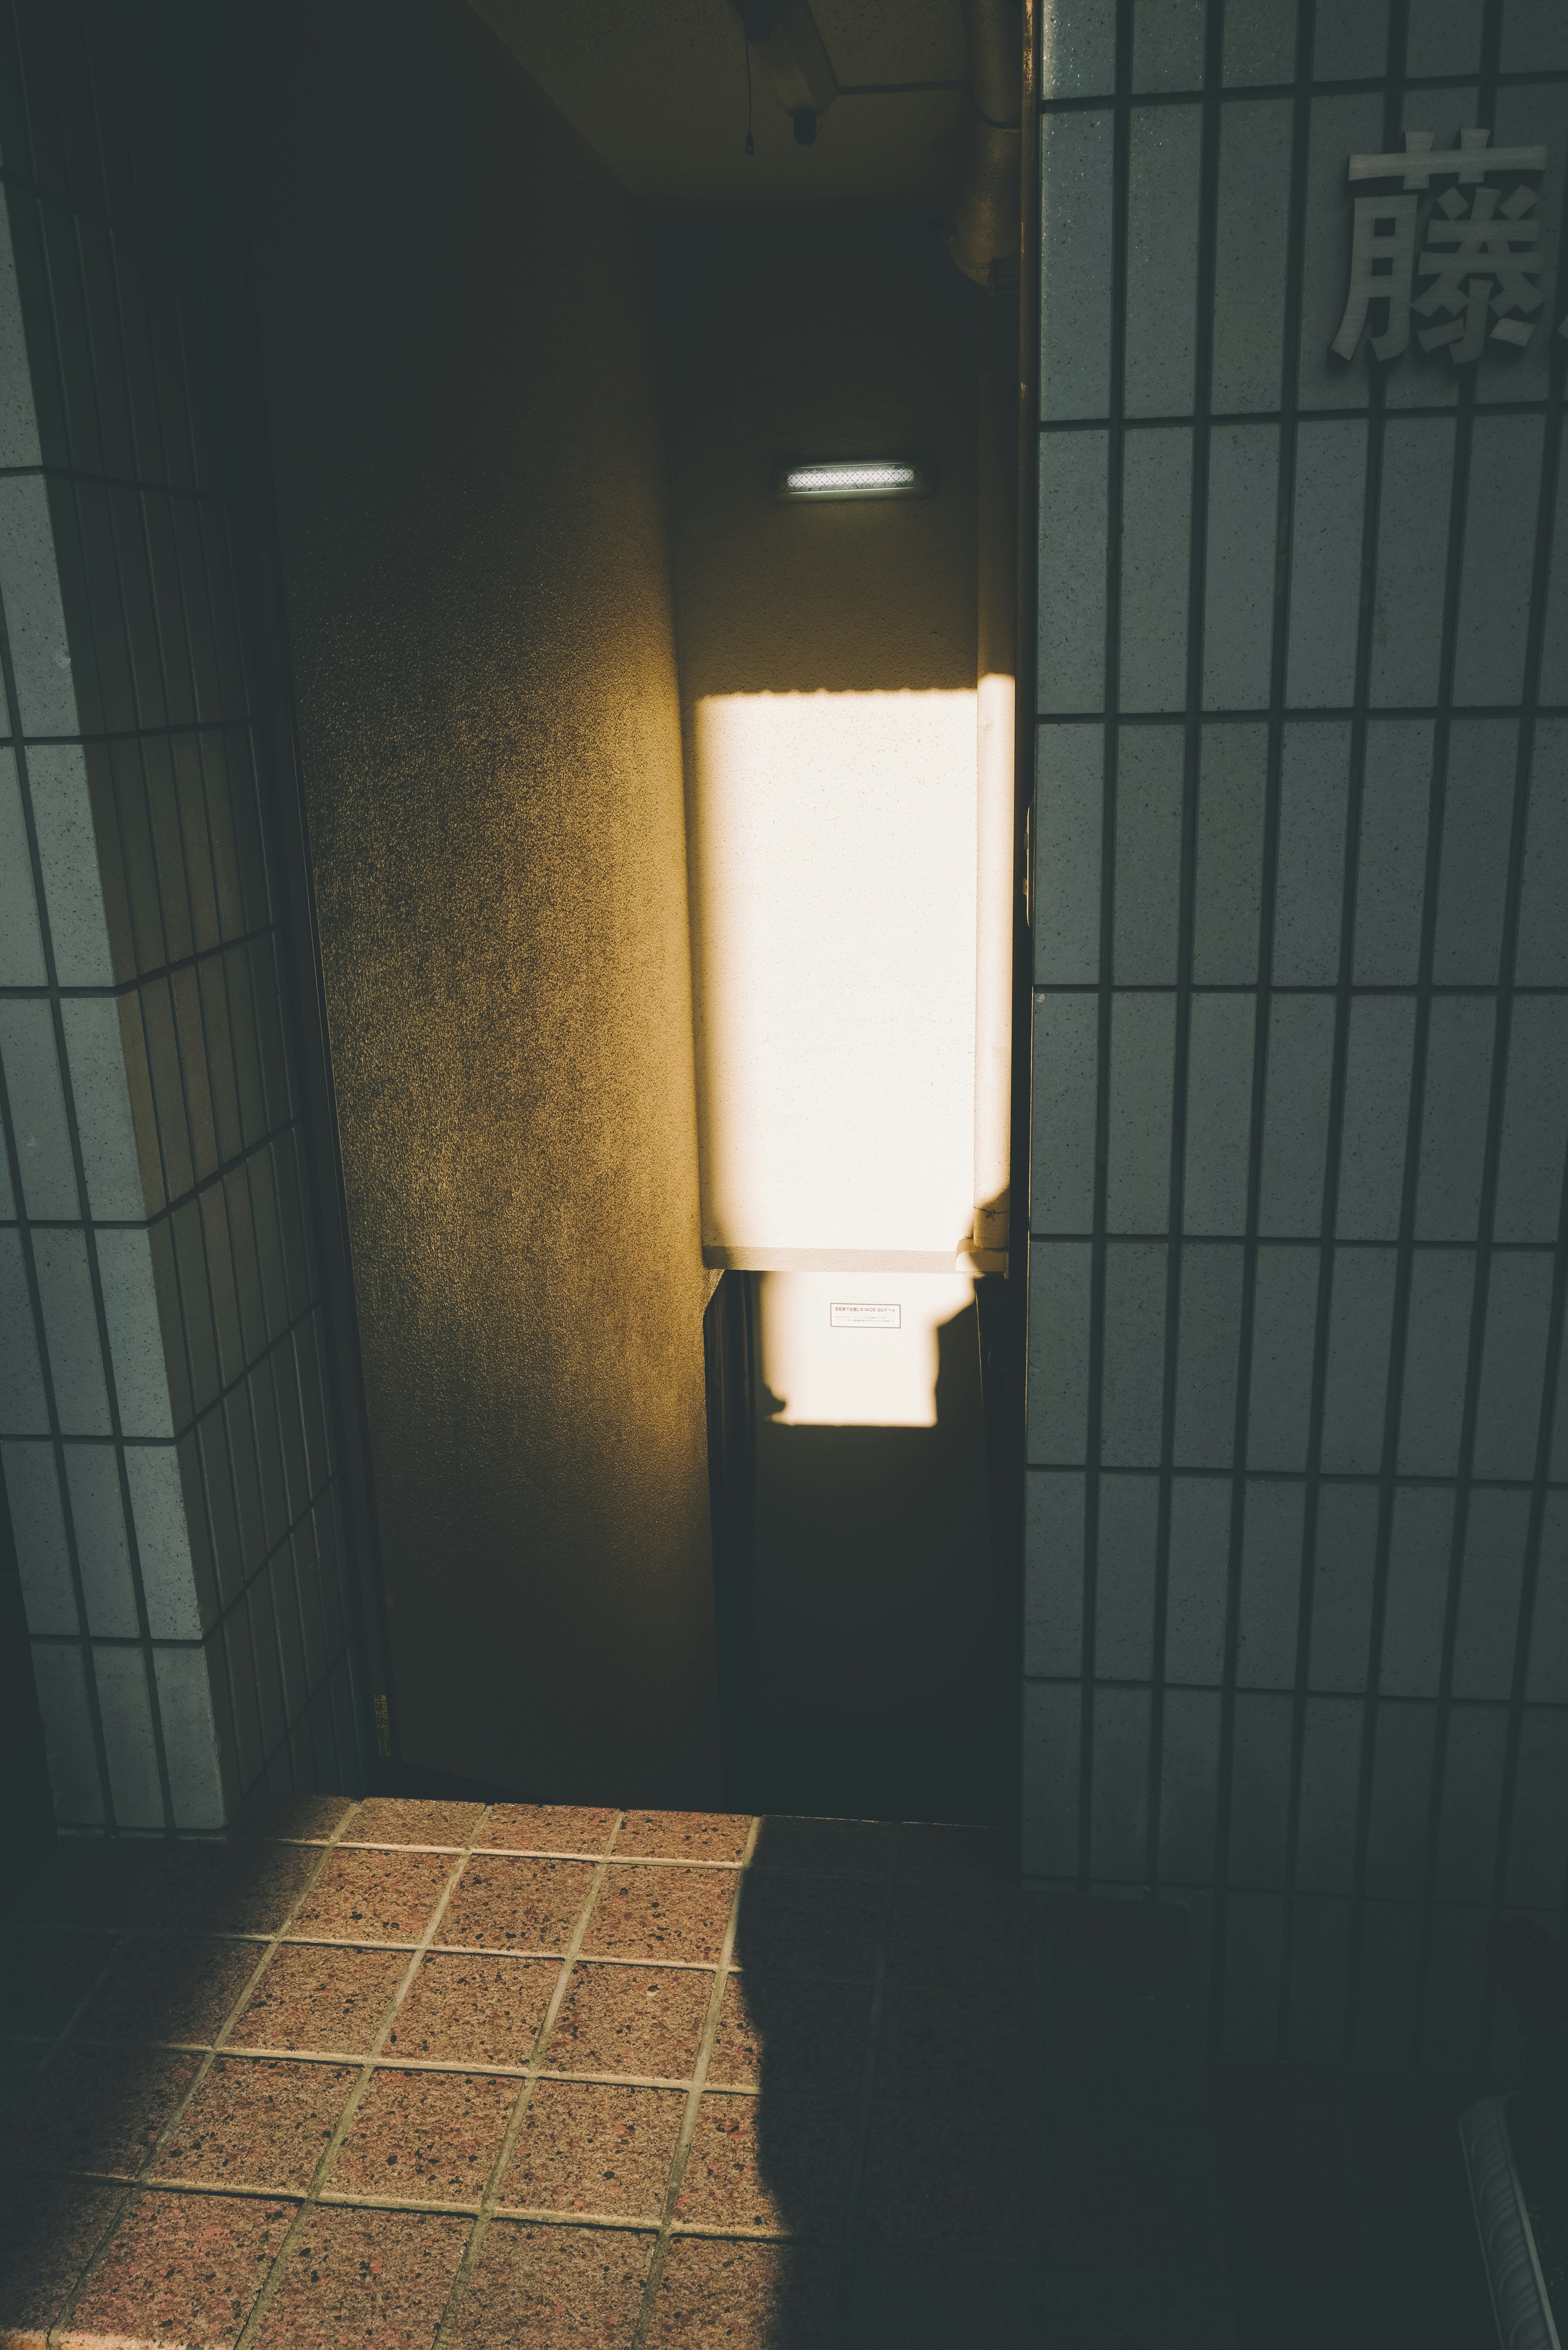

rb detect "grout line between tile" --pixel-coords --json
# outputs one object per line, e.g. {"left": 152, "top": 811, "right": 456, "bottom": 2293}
{"left": 42, "top": 1802, "right": 366, "bottom": 2350}
{"left": 826, "top": 1821, "right": 901, "bottom": 2345}
{"left": 627, "top": 1814, "right": 764, "bottom": 2350}
{"left": 427, "top": 1812, "right": 632, "bottom": 2347}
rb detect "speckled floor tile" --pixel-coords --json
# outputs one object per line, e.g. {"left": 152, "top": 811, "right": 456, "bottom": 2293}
{"left": 0, "top": 2173, "right": 125, "bottom": 2338}
{"left": 290, "top": 1849, "right": 454, "bottom": 1943}
{"left": 842, "top": 2245, "right": 1042, "bottom": 2348}
{"left": 8, "top": 1842, "right": 126, "bottom": 1929}
{"left": 478, "top": 1804, "right": 619, "bottom": 1855}
{"left": 1045, "top": 2123, "right": 1224, "bottom": 2269}
{"left": 859, "top": 2107, "right": 1033, "bottom": 2255}
{"left": 64, "top": 2187, "right": 294, "bottom": 2348}
{"left": 0, "top": 1929, "right": 118, "bottom": 2037}
{"left": 731, "top": 1873, "right": 885, "bottom": 1979}
{"left": 614, "top": 1812, "right": 753, "bottom": 1864}
{"left": 644, "top": 2236, "right": 839, "bottom": 2348}
{"left": 707, "top": 1973, "right": 871, "bottom": 2094}
{"left": 0, "top": 2044, "right": 199, "bottom": 2177}
{"left": 229, "top": 1941, "right": 408, "bottom": 2054}
{"left": 445, "top": 2217, "right": 654, "bottom": 2348}
{"left": 543, "top": 1964, "right": 712, "bottom": 2080}
{"left": 75, "top": 1935, "right": 263, "bottom": 2047}
{"left": 346, "top": 1799, "right": 486, "bottom": 1849}
{"left": 1036, "top": 2259, "right": 1238, "bottom": 2347}
{"left": 676, "top": 2092, "right": 855, "bottom": 2237}
{"left": 386, "top": 1954, "right": 557, "bottom": 2065}
{"left": 149, "top": 2056, "right": 357, "bottom": 2190}
{"left": 498, "top": 2079, "right": 684, "bottom": 2218}
{"left": 874, "top": 1971, "right": 1031, "bottom": 2103}
{"left": 438, "top": 1856, "right": 596, "bottom": 1952}
{"left": 895, "top": 1824, "right": 1011, "bottom": 1880}
{"left": 580, "top": 1867, "right": 736, "bottom": 1965}
{"left": 748, "top": 1818, "right": 897, "bottom": 1877}
{"left": 1041, "top": 1896, "right": 1189, "bottom": 1998}
{"left": 887, "top": 1876, "right": 1034, "bottom": 1986}
{"left": 327, "top": 2068, "right": 515, "bottom": 2204}
{"left": 251, "top": 2203, "right": 471, "bottom": 2349}
{"left": 229, "top": 1791, "right": 355, "bottom": 1841}
{"left": 104, "top": 1843, "right": 321, "bottom": 1936}
{"left": 0, "top": 2037, "right": 48, "bottom": 2116}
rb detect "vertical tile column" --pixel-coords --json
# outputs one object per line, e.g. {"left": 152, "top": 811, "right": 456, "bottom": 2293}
{"left": 0, "top": 1, "right": 366, "bottom": 1833}
{"left": 1024, "top": 0, "right": 1568, "bottom": 2069}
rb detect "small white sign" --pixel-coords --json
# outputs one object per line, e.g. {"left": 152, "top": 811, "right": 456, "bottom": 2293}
{"left": 830, "top": 1302, "right": 900, "bottom": 1329}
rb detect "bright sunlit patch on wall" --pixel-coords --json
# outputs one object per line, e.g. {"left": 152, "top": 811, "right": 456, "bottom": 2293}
{"left": 771, "top": 456, "right": 935, "bottom": 500}
{"left": 757, "top": 1271, "right": 976, "bottom": 1427}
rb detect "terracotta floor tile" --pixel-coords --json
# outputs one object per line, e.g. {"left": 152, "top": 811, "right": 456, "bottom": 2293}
{"left": 676, "top": 2091, "right": 855, "bottom": 2237}
{"left": 859, "top": 2107, "right": 1032, "bottom": 2255}
{"left": 438, "top": 1855, "right": 596, "bottom": 1953}
{"left": 615, "top": 1811, "right": 753, "bottom": 1864}
{"left": 895, "top": 1824, "right": 1011, "bottom": 1881}
{"left": 874, "top": 1972, "right": 1031, "bottom": 2104}
{"left": 386, "top": 1954, "right": 557, "bottom": 2066}
{"left": 75, "top": 1935, "right": 262, "bottom": 2047}
{"left": 0, "top": 1930, "right": 118, "bottom": 2037}
{"left": 707, "top": 1973, "right": 871, "bottom": 2094}
{"left": 498, "top": 2079, "right": 684, "bottom": 2218}
{"left": 65, "top": 2187, "right": 293, "bottom": 2348}
{"left": 749, "top": 1817, "right": 897, "bottom": 1877}
{"left": 581, "top": 1866, "right": 736, "bottom": 1965}
{"left": 0, "top": 2044, "right": 198, "bottom": 2177}
{"left": 346, "top": 1799, "right": 486, "bottom": 1850}
{"left": 0, "top": 2174, "right": 124, "bottom": 2337}
{"left": 887, "top": 1877, "right": 1035, "bottom": 1986}
{"left": 9, "top": 1843, "right": 126, "bottom": 1929}
{"left": 251, "top": 2204, "right": 471, "bottom": 2349}
{"left": 732, "top": 1873, "right": 885, "bottom": 1979}
{"left": 478, "top": 1804, "right": 619, "bottom": 1855}
{"left": 327, "top": 2068, "right": 515, "bottom": 2205}
{"left": 445, "top": 2218, "right": 654, "bottom": 2349}
{"left": 643, "top": 2237, "right": 839, "bottom": 2348}
{"left": 844, "top": 2245, "right": 1041, "bottom": 2348}
{"left": 1045, "top": 2123, "right": 1223, "bottom": 2270}
{"left": 291, "top": 1849, "right": 454, "bottom": 1943}
{"left": 229, "top": 1791, "right": 354, "bottom": 1841}
{"left": 229, "top": 1942, "right": 408, "bottom": 2054}
{"left": 0, "top": 2036, "right": 49, "bottom": 2115}
{"left": 1037, "top": 2261, "right": 1238, "bottom": 2348}
{"left": 104, "top": 1843, "right": 322, "bottom": 1937}
{"left": 149, "top": 2055, "right": 357, "bottom": 2190}
{"left": 543, "top": 1963, "right": 711, "bottom": 2080}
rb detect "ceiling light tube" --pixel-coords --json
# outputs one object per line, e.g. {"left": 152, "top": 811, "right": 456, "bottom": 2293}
{"left": 771, "top": 455, "right": 936, "bottom": 501}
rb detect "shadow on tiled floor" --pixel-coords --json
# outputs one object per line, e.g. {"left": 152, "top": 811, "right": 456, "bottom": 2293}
{"left": 0, "top": 1798, "right": 1074, "bottom": 2348}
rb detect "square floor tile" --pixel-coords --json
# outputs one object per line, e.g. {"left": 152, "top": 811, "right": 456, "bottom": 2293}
{"left": 9, "top": 1843, "right": 127, "bottom": 1928}
{"left": 859, "top": 2107, "right": 1033, "bottom": 2256}
{"left": 498, "top": 2079, "right": 685, "bottom": 2219}
{"left": 230, "top": 1791, "right": 354, "bottom": 1841}
{"left": 0, "top": 2173, "right": 125, "bottom": 2337}
{"left": 1045, "top": 2125, "right": 1222, "bottom": 2268}
{"left": 895, "top": 1825, "right": 1011, "bottom": 1881}
{"left": 345, "top": 1800, "right": 486, "bottom": 1850}
{"left": 708, "top": 1974, "right": 871, "bottom": 2094}
{"left": 1036, "top": 2260, "right": 1240, "bottom": 2348}
{"left": 1, "top": 2043, "right": 199, "bottom": 2176}
{"left": 0, "top": 1929, "right": 118, "bottom": 2037}
{"left": 252, "top": 2203, "right": 471, "bottom": 2348}
{"left": 229, "top": 1942, "right": 408, "bottom": 2054}
{"left": 543, "top": 1964, "right": 712, "bottom": 2080}
{"left": 105, "top": 1843, "right": 321, "bottom": 1936}
{"left": 75, "top": 1935, "right": 263, "bottom": 2046}
{"left": 875, "top": 1972, "right": 1031, "bottom": 2104}
{"left": 644, "top": 2236, "right": 839, "bottom": 2348}
{"left": 327, "top": 2068, "right": 516, "bottom": 2205}
{"left": 445, "top": 2217, "right": 654, "bottom": 2349}
{"left": 478, "top": 1804, "right": 619, "bottom": 1856}
{"left": 581, "top": 1867, "right": 737, "bottom": 1965}
{"left": 1042, "top": 1897, "right": 1189, "bottom": 1999}
{"left": 67, "top": 2188, "right": 294, "bottom": 2349}
{"left": 675, "top": 2091, "right": 855, "bottom": 2237}
{"left": 149, "top": 2055, "right": 358, "bottom": 2190}
{"left": 887, "top": 1878, "right": 1035, "bottom": 1987}
{"left": 290, "top": 1849, "right": 454, "bottom": 1944}
{"left": 438, "top": 1856, "right": 595, "bottom": 1953}
{"left": 1040, "top": 1993, "right": 1205, "bottom": 2129}
{"left": 843, "top": 2245, "right": 1042, "bottom": 2348}
{"left": 386, "top": 1953, "right": 557, "bottom": 2067}
{"left": 615, "top": 1812, "right": 753, "bottom": 1864}
{"left": 750, "top": 1818, "right": 897, "bottom": 1877}
{"left": 0, "top": 2037, "right": 48, "bottom": 2116}
{"left": 732, "top": 1873, "right": 884, "bottom": 1979}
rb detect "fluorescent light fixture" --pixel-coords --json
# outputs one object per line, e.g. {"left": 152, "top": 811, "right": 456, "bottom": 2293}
{"left": 771, "top": 456, "right": 935, "bottom": 501}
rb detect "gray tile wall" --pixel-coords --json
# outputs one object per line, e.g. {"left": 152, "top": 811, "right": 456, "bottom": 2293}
{"left": 0, "top": 0, "right": 366, "bottom": 1832}
{"left": 1025, "top": 0, "right": 1568, "bottom": 2067}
